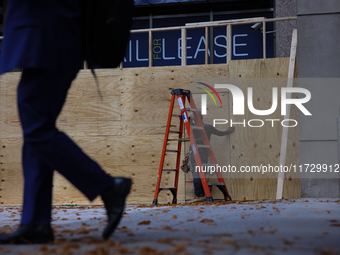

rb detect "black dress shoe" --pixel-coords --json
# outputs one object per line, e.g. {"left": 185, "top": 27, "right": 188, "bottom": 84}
{"left": 101, "top": 177, "right": 132, "bottom": 239}
{"left": 0, "top": 225, "right": 54, "bottom": 244}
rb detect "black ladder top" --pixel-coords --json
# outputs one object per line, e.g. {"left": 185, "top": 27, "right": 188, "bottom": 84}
{"left": 171, "top": 89, "right": 190, "bottom": 95}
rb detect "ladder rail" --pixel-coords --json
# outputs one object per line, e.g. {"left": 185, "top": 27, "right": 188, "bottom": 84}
{"left": 153, "top": 89, "right": 231, "bottom": 204}
{"left": 173, "top": 106, "right": 184, "bottom": 203}
{"left": 187, "top": 93, "right": 231, "bottom": 200}
{"left": 153, "top": 94, "right": 176, "bottom": 202}
{"left": 182, "top": 94, "right": 213, "bottom": 200}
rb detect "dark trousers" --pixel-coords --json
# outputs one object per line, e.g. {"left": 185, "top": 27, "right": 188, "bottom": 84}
{"left": 17, "top": 68, "right": 113, "bottom": 225}
{"left": 191, "top": 163, "right": 205, "bottom": 197}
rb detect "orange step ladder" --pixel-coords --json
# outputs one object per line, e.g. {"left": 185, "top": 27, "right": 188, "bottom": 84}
{"left": 152, "top": 89, "right": 232, "bottom": 204}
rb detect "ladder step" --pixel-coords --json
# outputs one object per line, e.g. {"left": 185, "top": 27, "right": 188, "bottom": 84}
{"left": 153, "top": 90, "right": 232, "bottom": 205}
{"left": 159, "top": 187, "right": 177, "bottom": 191}
{"left": 208, "top": 182, "right": 225, "bottom": 186}
{"left": 197, "top": 145, "right": 211, "bottom": 149}
{"left": 168, "top": 138, "right": 189, "bottom": 142}
{"left": 186, "top": 108, "right": 196, "bottom": 112}
{"left": 169, "top": 130, "right": 181, "bottom": 134}
{"left": 166, "top": 149, "right": 180, "bottom": 153}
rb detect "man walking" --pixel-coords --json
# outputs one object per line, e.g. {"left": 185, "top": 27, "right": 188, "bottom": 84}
{"left": 0, "top": 0, "right": 131, "bottom": 244}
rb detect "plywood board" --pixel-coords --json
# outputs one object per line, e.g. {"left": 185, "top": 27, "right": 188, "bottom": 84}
{"left": 0, "top": 73, "right": 21, "bottom": 139}
{"left": 0, "top": 137, "right": 184, "bottom": 205}
{"left": 0, "top": 59, "right": 300, "bottom": 205}
{"left": 0, "top": 138, "right": 23, "bottom": 205}
{"left": 228, "top": 58, "right": 300, "bottom": 200}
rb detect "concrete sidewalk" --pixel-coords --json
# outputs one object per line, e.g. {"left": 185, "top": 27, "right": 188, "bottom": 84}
{"left": 0, "top": 199, "right": 339, "bottom": 254}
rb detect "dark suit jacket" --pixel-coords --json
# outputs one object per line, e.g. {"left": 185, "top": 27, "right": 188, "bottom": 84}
{"left": 0, "top": 0, "right": 83, "bottom": 75}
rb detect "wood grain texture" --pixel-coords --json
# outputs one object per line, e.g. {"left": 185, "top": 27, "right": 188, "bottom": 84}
{"left": 228, "top": 58, "right": 300, "bottom": 200}
{"left": 0, "top": 73, "right": 21, "bottom": 139}
{"left": 0, "top": 59, "right": 300, "bottom": 205}
{"left": 277, "top": 29, "right": 298, "bottom": 199}
{"left": 0, "top": 138, "right": 23, "bottom": 205}
{"left": 120, "top": 65, "right": 229, "bottom": 136}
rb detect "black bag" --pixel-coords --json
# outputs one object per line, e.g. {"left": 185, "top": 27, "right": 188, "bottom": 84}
{"left": 181, "top": 152, "right": 192, "bottom": 173}
{"left": 82, "top": 0, "right": 134, "bottom": 68}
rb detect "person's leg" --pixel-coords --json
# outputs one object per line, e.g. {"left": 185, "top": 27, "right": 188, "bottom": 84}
{"left": 193, "top": 178, "right": 205, "bottom": 197}
{"left": 20, "top": 142, "right": 54, "bottom": 225}
{"left": 17, "top": 68, "right": 114, "bottom": 205}
{"left": 191, "top": 163, "right": 205, "bottom": 199}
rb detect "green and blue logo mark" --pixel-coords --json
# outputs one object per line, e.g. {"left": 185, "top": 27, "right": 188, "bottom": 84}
{"left": 196, "top": 82, "right": 222, "bottom": 115}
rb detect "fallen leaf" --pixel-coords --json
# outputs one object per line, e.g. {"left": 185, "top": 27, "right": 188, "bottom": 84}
{"left": 222, "top": 240, "right": 240, "bottom": 250}
{"left": 138, "top": 246, "right": 160, "bottom": 255}
{"left": 138, "top": 220, "right": 151, "bottom": 225}
{"left": 85, "top": 246, "right": 109, "bottom": 255}
{"left": 314, "top": 248, "right": 338, "bottom": 255}
{"left": 283, "top": 239, "right": 292, "bottom": 245}
{"left": 162, "top": 225, "right": 174, "bottom": 231}
{"left": 200, "top": 219, "right": 214, "bottom": 223}
{"left": 157, "top": 238, "right": 174, "bottom": 244}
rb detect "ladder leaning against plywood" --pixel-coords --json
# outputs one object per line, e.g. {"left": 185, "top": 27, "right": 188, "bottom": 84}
{"left": 152, "top": 89, "right": 232, "bottom": 204}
